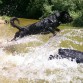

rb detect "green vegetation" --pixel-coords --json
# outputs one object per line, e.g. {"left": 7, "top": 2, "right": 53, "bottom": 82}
{"left": 0, "top": 0, "right": 83, "bottom": 27}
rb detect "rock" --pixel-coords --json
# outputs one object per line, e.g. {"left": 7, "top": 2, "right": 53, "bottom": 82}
{"left": 48, "top": 48, "right": 83, "bottom": 63}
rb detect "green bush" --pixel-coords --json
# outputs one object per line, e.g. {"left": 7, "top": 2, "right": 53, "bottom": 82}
{"left": 72, "top": 11, "right": 83, "bottom": 27}
{"left": 26, "top": 0, "right": 45, "bottom": 19}
{"left": 0, "top": 0, "right": 83, "bottom": 27}
{"left": 0, "top": 0, "right": 2, "bottom": 4}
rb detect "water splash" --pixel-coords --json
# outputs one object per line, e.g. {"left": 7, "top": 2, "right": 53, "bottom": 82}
{"left": 0, "top": 29, "right": 83, "bottom": 82}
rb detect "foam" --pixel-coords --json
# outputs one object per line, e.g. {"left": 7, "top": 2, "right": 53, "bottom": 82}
{"left": 0, "top": 29, "right": 83, "bottom": 82}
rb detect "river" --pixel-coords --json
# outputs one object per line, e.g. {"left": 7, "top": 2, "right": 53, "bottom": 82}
{"left": 0, "top": 18, "right": 83, "bottom": 83}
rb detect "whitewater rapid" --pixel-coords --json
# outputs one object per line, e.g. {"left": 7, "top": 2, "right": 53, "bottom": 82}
{"left": 0, "top": 29, "right": 83, "bottom": 83}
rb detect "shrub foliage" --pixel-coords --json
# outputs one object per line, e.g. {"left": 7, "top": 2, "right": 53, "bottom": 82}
{"left": 0, "top": 0, "right": 83, "bottom": 26}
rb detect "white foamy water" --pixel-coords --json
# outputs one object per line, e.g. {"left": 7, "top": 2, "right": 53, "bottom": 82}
{"left": 0, "top": 29, "right": 83, "bottom": 83}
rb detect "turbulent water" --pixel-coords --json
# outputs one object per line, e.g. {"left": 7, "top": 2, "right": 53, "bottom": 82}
{"left": 0, "top": 21, "right": 83, "bottom": 83}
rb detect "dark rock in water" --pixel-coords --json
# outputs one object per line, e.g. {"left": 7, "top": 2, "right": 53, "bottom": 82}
{"left": 48, "top": 55, "right": 55, "bottom": 60}
{"left": 59, "top": 49, "right": 83, "bottom": 63}
{"left": 48, "top": 48, "right": 83, "bottom": 63}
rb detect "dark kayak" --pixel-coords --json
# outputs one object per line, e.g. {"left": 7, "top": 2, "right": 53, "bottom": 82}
{"left": 49, "top": 48, "right": 83, "bottom": 63}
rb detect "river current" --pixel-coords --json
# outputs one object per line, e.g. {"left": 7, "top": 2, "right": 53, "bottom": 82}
{"left": 0, "top": 19, "right": 83, "bottom": 83}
